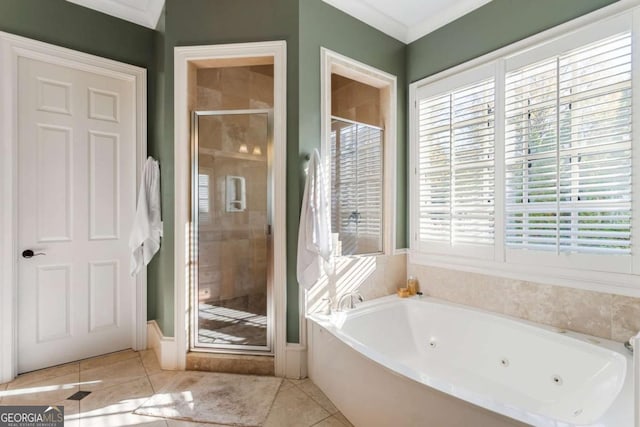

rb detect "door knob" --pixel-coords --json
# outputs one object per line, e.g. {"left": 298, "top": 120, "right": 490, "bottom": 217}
{"left": 22, "top": 249, "right": 46, "bottom": 258}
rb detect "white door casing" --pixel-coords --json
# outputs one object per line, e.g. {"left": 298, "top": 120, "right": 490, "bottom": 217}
{"left": 174, "top": 42, "right": 287, "bottom": 374}
{"left": 0, "top": 32, "right": 147, "bottom": 381}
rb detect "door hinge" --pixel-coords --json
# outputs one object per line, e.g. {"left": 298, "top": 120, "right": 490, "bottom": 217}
{"left": 265, "top": 224, "right": 272, "bottom": 236}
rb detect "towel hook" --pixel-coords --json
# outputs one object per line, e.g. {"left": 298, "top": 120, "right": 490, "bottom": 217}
{"left": 302, "top": 154, "right": 311, "bottom": 175}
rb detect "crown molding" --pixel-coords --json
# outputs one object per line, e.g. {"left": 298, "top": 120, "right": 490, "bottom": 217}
{"left": 407, "top": 0, "right": 493, "bottom": 42}
{"left": 322, "top": 0, "right": 493, "bottom": 44}
{"left": 65, "top": 0, "right": 164, "bottom": 29}
{"left": 321, "top": 0, "right": 409, "bottom": 43}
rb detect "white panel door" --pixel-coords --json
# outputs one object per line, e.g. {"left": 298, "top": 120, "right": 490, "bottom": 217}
{"left": 18, "top": 56, "right": 136, "bottom": 373}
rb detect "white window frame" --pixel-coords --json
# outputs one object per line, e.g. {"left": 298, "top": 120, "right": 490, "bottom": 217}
{"left": 320, "top": 48, "right": 398, "bottom": 257}
{"left": 409, "top": 0, "right": 640, "bottom": 296}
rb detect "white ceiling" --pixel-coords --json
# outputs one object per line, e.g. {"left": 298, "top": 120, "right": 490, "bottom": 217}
{"left": 66, "top": 0, "right": 164, "bottom": 29}
{"left": 65, "top": 0, "right": 489, "bottom": 41}
{"left": 322, "top": 0, "right": 493, "bottom": 43}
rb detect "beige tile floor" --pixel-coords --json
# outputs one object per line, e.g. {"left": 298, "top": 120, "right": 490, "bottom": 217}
{"left": 0, "top": 350, "right": 352, "bottom": 427}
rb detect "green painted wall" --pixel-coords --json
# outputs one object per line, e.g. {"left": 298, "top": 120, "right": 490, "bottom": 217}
{"left": 292, "top": 1, "right": 407, "bottom": 342}
{"left": 0, "top": 0, "right": 154, "bottom": 69}
{"left": 407, "top": 0, "right": 620, "bottom": 83}
{"left": 146, "top": 9, "right": 166, "bottom": 325}
{"left": 6, "top": 0, "right": 619, "bottom": 344}
{"left": 0, "top": 0, "right": 158, "bottom": 323}
{"left": 148, "top": 0, "right": 405, "bottom": 342}
{"left": 147, "top": 0, "right": 300, "bottom": 336}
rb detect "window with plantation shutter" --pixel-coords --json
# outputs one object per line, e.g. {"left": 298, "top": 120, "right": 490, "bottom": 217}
{"left": 198, "top": 173, "right": 210, "bottom": 224}
{"left": 417, "top": 76, "right": 495, "bottom": 250}
{"left": 331, "top": 118, "right": 383, "bottom": 256}
{"left": 505, "top": 32, "right": 632, "bottom": 255}
{"left": 411, "top": 9, "right": 639, "bottom": 285}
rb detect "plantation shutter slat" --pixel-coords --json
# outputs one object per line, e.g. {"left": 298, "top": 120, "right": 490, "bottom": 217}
{"left": 505, "top": 32, "right": 632, "bottom": 255}
{"left": 418, "top": 78, "right": 495, "bottom": 246}
{"left": 198, "top": 174, "right": 210, "bottom": 223}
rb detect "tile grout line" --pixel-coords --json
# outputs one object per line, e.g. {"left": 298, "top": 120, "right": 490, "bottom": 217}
{"left": 77, "top": 351, "right": 146, "bottom": 426}
{"left": 138, "top": 351, "right": 162, "bottom": 413}
{"left": 289, "top": 379, "right": 339, "bottom": 416}
{"left": 310, "top": 413, "right": 335, "bottom": 427}
{"left": 284, "top": 380, "right": 350, "bottom": 426}
{"left": 609, "top": 295, "right": 614, "bottom": 341}
{"left": 137, "top": 350, "right": 176, "bottom": 425}
{"left": 145, "top": 356, "right": 168, "bottom": 394}
{"left": 140, "top": 351, "right": 153, "bottom": 377}
{"left": 140, "top": 350, "right": 159, "bottom": 393}
{"left": 77, "top": 360, "right": 81, "bottom": 427}
{"left": 262, "top": 378, "right": 287, "bottom": 424}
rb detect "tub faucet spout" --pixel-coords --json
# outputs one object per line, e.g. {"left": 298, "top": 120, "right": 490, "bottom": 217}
{"left": 626, "top": 332, "right": 640, "bottom": 354}
{"left": 625, "top": 340, "right": 633, "bottom": 354}
{"left": 338, "top": 291, "right": 364, "bottom": 311}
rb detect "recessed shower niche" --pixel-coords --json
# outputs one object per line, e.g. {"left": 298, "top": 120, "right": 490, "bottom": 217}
{"left": 190, "top": 60, "right": 274, "bottom": 353}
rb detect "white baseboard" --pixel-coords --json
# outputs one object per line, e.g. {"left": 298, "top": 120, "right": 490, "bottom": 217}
{"left": 285, "top": 343, "right": 308, "bottom": 379}
{"left": 147, "top": 320, "right": 179, "bottom": 370}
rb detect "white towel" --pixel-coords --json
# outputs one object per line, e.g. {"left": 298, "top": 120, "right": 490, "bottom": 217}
{"left": 129, "top": 156, "right": 163, "bottom": 275}
{"left": 297, "top": 149, "right": 332, "bottom": 290}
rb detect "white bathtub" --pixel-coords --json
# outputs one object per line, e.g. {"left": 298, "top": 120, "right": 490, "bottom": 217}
{"left": 307, "top": 295, "right": 632, "bottom": 427}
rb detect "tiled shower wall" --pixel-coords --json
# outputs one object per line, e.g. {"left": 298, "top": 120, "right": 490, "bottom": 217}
{"left": 197, "top": 152, "right": 268, "bottom": 305}
{"left": 331, "top": 74, "right": 382, "bottom": 127}
{"left": 195, "top": 65, "right": 273, "bottom": 307}
{"left": 408, "top": 263, "right": 640, "bottom": 343}
{"left": 197, "top": 65, "right": 274, "bottom": 110}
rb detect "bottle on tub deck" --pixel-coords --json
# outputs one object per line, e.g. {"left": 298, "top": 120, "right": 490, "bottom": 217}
{"left": 407, "top": 276, "right": 418, "bottom": 296}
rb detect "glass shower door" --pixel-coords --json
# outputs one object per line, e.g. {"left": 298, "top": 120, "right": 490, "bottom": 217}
{"left": 191, "top": 109, "right": 272, "bottom": 353}
{"left": 330, "top": 118, "right": 384, "bottom": 256}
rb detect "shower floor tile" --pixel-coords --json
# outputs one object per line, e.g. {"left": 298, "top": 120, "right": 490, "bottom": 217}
{"left": 198, "top": 302, "right": 267, "bottom": 346}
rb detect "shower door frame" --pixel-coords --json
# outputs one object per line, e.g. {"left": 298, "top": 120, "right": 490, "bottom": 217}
{"left": 190, "top": 109, "right": 275, "bottom": 354}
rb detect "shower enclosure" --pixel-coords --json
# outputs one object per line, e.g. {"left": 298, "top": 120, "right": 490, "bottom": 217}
{"left": 330, "top": 117, "right": 384, "bottom": 256}
{"left": 191, "top": 109, "right": 273, "bottom": 353}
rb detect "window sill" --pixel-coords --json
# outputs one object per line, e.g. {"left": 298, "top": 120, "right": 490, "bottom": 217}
{"left": 408, "top": 249, "right": 640, "bottom": 298}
